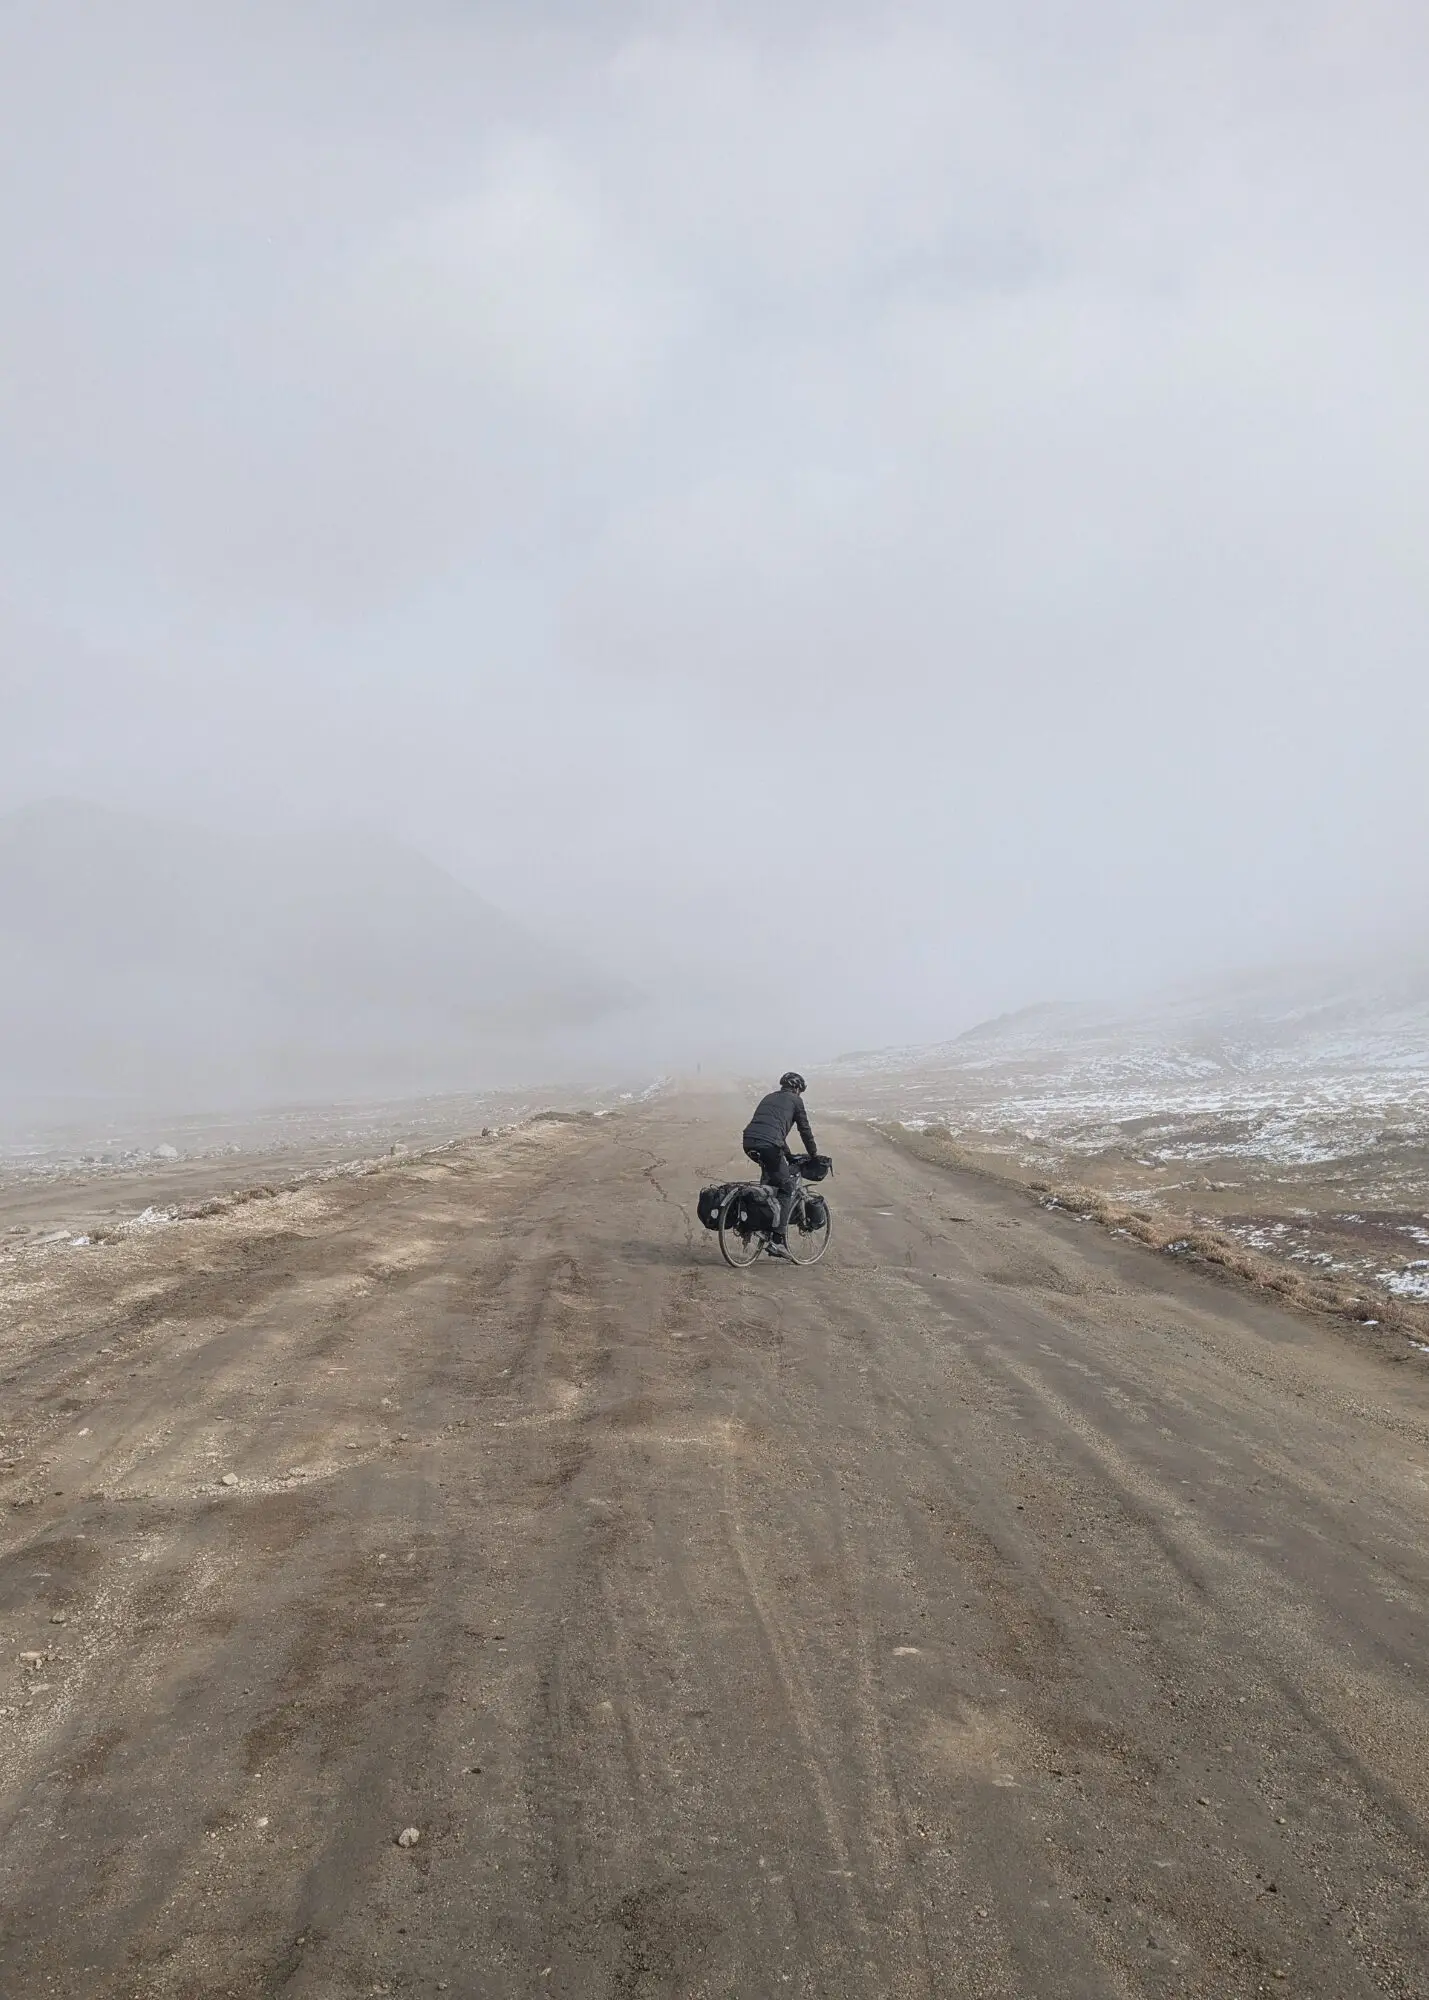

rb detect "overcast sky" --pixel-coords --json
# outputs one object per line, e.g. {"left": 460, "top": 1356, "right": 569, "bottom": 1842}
{"left": 3, "top": 0, "right": 1427, "bottom": 1063}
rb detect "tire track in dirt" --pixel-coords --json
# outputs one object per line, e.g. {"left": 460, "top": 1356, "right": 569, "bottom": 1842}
{"left": 2, "top": 1102, "right": 1427, "bottom": 1997}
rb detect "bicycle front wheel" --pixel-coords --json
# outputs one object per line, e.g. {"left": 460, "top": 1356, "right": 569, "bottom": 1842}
{"left": 785, "top": 1193, "right": 832, "bottom": 1265}
{"left": 718, "top": 1188, "right": 767, "bottom": 1269}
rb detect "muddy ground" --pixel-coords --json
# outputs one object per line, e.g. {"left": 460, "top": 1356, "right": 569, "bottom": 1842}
{"left": 2, "top": 1099, "right": 1427, "bottom": 1997}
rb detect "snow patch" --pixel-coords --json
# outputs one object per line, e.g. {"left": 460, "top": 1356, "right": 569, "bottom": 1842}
{"left": 1381, "top": 1264, "right": 1429, "bottom": 1301}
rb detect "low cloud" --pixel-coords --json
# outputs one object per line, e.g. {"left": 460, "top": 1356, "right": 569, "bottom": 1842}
{"left": 2, "top": 2, "right": 1426, "bottom": 1073}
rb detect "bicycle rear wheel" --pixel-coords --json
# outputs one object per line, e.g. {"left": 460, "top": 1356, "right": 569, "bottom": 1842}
{"left": 785, "top": 1191, "right": 832, "bottom": 1265}
{"left": 718, "top": 1186, "right": 767, "bottom": 1269}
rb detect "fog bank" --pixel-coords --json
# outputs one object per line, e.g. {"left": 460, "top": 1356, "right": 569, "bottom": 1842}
{"left": 3, "top": 3, "right": 1426, "bottom": 1099}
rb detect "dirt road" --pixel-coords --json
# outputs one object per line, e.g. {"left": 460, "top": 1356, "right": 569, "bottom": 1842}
{"left": 2, "top": 1100, "right": 1427, "bottom": 1998}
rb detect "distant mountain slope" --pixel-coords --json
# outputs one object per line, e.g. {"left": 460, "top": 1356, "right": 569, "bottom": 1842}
{"left": 0, "top": 800, "right": 632, "bottom": 1110}
{"left": 823, "top": 957, "right": 1429, "bottom": 1121}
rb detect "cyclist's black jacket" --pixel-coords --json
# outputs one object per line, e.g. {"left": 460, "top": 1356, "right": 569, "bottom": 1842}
{"left": 743, "top": 1088, "right": 817, "bottom": 1158}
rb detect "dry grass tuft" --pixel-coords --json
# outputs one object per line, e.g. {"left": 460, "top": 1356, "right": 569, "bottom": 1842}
{"left": 877, "top": 1121, "right": 1429, "bottom": 1349}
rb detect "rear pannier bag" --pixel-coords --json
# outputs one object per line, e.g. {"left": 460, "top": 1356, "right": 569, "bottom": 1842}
{"left": 698, "top": 1182, "right": 737, "bottom": 1231}
{"left": 732, "top": 1187, "right": 778, "bottom": 1232}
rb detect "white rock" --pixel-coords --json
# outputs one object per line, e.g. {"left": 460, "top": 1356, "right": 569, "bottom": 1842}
{"left": 154, "top": 1144, "right": 179, "bottom": 1160}
{"left": 396, "top": 1826, "right": 421, "bottom": 1848}
{"left": 220, "top": 1473, "right": 240, "bottom": 1487}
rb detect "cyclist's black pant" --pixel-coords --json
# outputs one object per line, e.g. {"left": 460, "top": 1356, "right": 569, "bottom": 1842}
{"left": 744, "top": 1142, "right": 795, "bottom": 1239}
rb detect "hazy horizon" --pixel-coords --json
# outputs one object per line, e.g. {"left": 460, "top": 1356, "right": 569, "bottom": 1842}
{"left": 4, "top": 3, "right": 1427, "bottom": 1102}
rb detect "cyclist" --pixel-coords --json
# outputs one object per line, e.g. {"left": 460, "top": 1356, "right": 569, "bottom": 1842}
{"left": 743, "top": 1071, "right": 818, "bottom": 1259}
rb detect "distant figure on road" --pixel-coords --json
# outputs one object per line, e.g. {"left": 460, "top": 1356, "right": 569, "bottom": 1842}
{"left": 743, "top": 1072, "right": 818, "bottom": 1259}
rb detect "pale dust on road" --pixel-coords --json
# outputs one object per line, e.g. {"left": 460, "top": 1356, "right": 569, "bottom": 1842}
{"left": 1, "top": 1099, "right": 1427, "bottom": 1998}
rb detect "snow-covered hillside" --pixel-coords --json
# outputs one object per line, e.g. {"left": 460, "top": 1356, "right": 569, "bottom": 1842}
{"left": 823, "top": 967, "right": 1429, "bottom": 1168}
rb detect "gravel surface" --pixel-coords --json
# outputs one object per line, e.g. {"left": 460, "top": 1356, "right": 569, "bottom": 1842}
{"left": 2, "top": 1099, "right": 1426, "bottom": 1997}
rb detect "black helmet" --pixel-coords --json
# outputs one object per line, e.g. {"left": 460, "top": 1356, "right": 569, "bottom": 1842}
{"left": 780, "top": 1071, "right": 807, "bottom": 1093}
